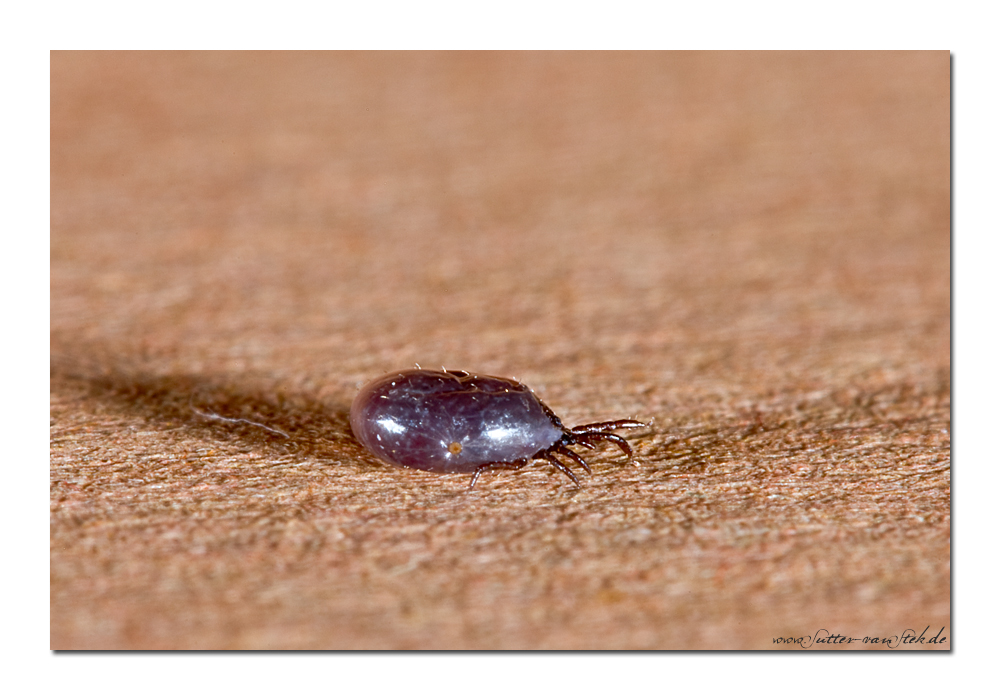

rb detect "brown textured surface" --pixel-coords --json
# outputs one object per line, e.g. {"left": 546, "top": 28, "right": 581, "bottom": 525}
{"left": 50, "top": 51, "right": 950, "bottom": 650}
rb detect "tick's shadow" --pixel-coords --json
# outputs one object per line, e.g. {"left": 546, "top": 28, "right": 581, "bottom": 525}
{"left": 51, "top": 356, "right": 363, "bottom": 463}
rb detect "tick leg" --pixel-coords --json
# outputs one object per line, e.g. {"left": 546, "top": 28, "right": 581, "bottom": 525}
{"left": 578, "top": 431, "right": 634, "bottom": 460}
{"left": 541, "top": 452, "right": 581, "bottom": 487}
{"left": 467, "top": 459, "right": 528, "bottom": 490}
{"left": 468, "top": 466, "right": 487, "bottom": 490}
{"left": 554, "top": 445, "right": 592, "bottom": 475}
{"left": 571, "top": 419, "right": 646, "bottom": 433}
{"left": 574, "top": 435, "right": 596, "bottom": 449}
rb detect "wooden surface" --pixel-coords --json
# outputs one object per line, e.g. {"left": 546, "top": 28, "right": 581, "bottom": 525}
{"left": 50, "top": 51, "right": 950, "bottom": 650}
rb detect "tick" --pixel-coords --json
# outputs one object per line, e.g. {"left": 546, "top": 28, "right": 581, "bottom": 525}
{"left": 350, "top": 368, "right": 646, "bottom": 488}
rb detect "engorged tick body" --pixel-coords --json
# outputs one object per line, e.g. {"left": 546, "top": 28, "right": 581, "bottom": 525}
{"left": 350, "top": 368, "right": 645, "bottom": 487}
